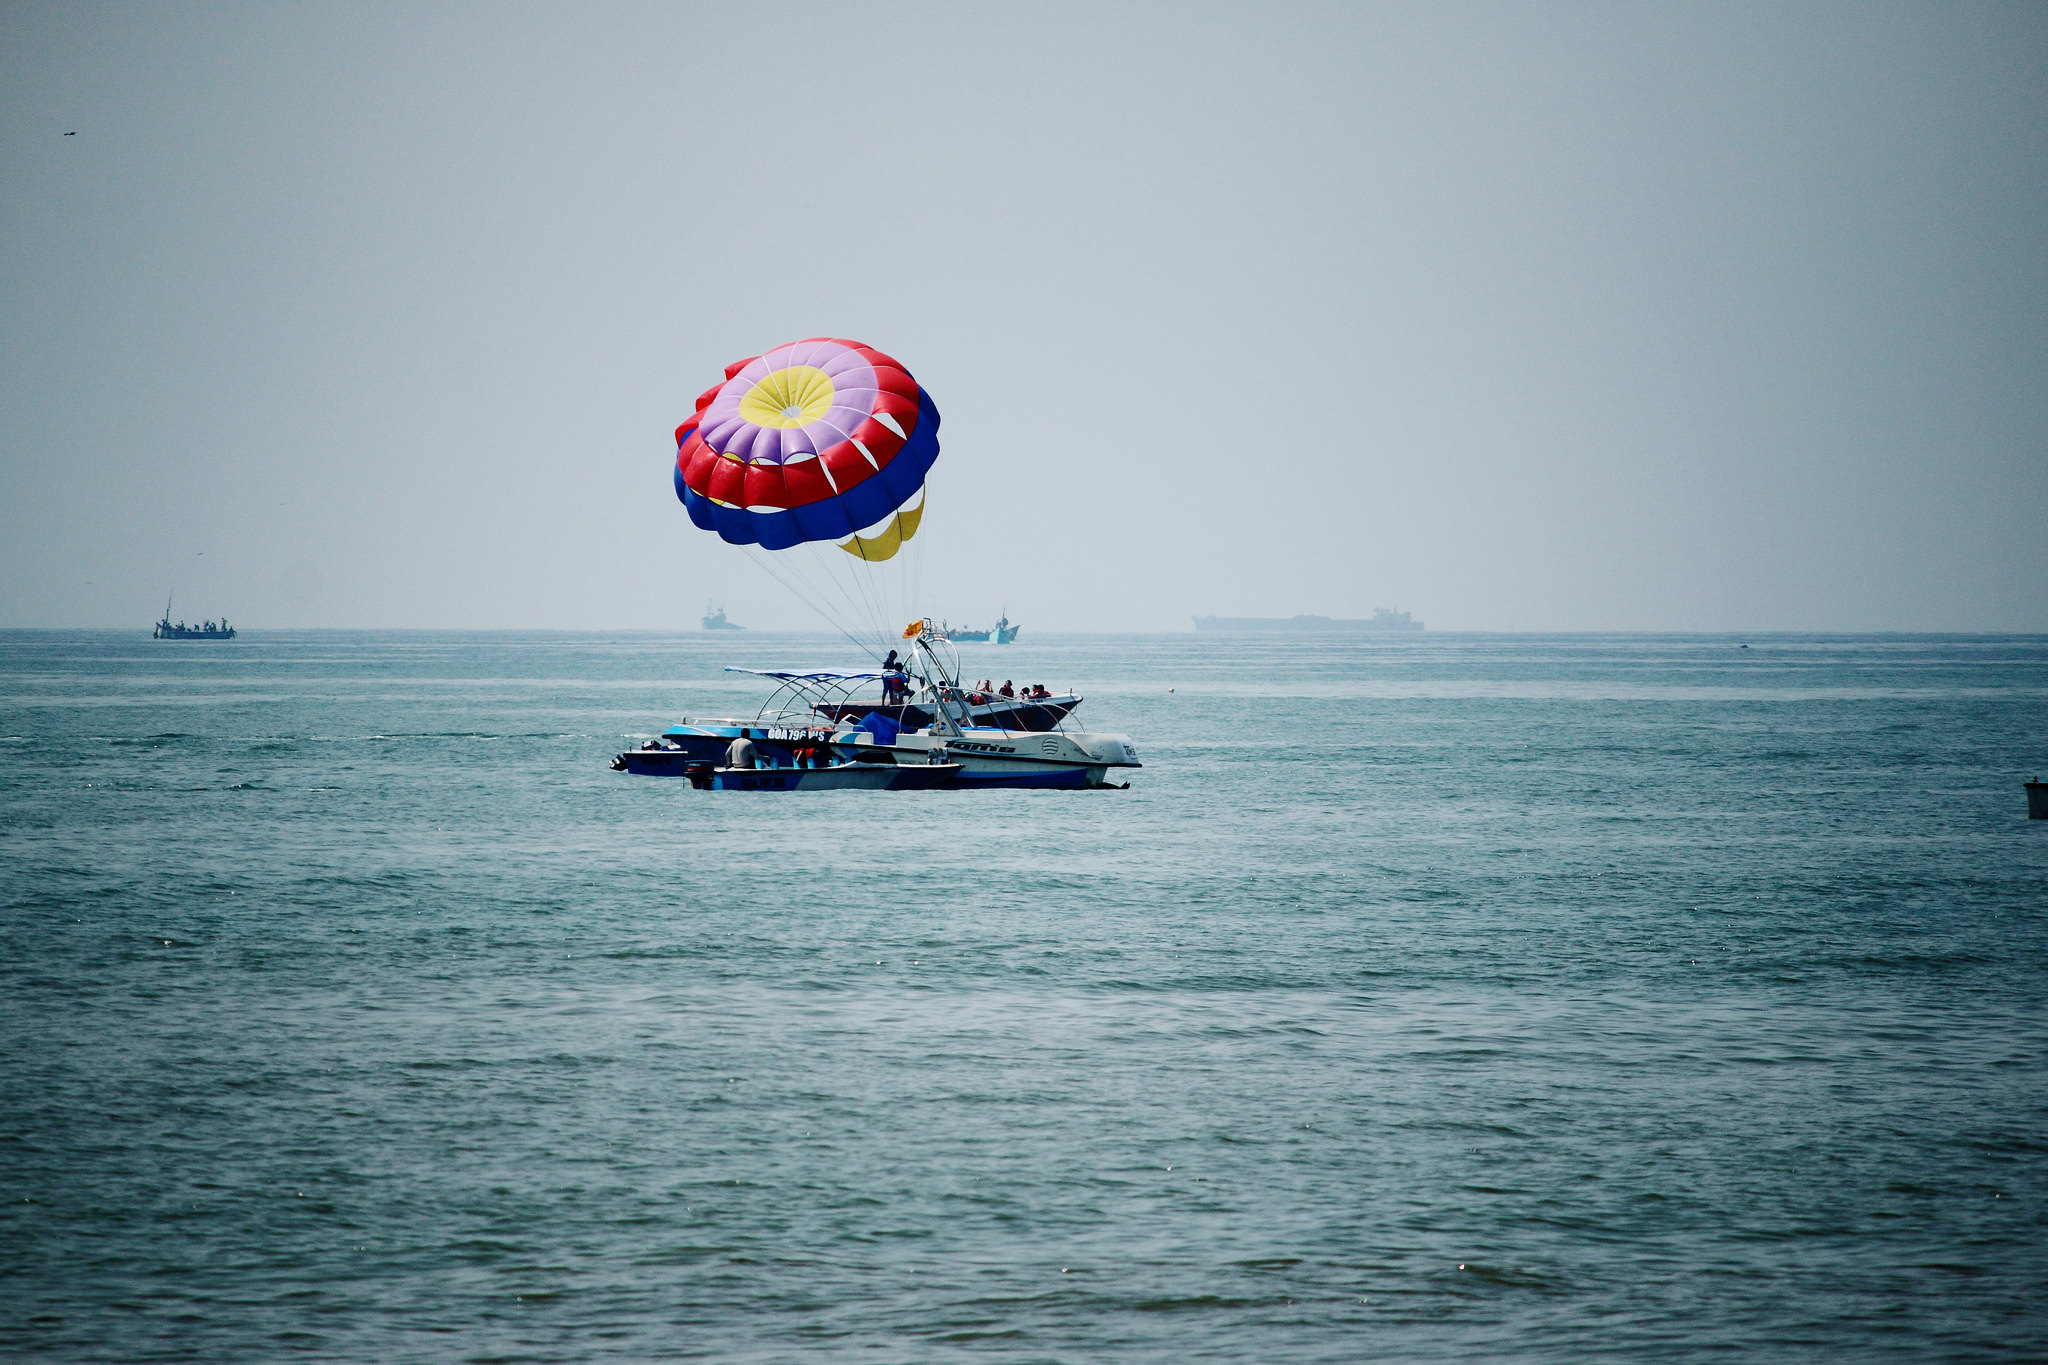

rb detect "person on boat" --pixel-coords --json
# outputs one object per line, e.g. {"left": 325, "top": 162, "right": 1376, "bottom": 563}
{"left": 999, "top": 680, "right": 1015, "bottom": 698}
{"left": 726, "top": 733, "right": 759, "bottom": 769}
{"left": 882, "top": 669, "right": 908, "bottom": 704}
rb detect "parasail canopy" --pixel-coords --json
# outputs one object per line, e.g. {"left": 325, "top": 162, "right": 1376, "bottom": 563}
{"left": 674, "top": 338, "right": 939, "bottom": 559}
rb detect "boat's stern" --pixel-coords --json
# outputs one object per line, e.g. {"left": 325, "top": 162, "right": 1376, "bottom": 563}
{"left": 1045, "top": 729, "right": 1141, "bottom": 786}
{"left": 874, "top": 726, "right": 1139, "bottom": 788}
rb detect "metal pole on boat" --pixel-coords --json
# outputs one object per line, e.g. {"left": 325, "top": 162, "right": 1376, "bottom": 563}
{"left": 906, "top": 619, "right": 968, "bottom": 736}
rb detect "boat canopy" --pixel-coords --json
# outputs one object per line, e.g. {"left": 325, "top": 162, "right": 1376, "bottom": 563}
{"left": 724, "top": 668, "right": 889, "bottom": 682}
{"left": 719, "top": 666, "right": 908, "bottom": 726}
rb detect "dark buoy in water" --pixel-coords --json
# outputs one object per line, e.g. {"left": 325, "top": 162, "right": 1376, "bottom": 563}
{"left": 2029, "top": 779, "right": 2048, "bottom": 820}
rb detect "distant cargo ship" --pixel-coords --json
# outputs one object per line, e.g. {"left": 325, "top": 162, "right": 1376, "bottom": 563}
{"left": 702, "top": 605, "right": 743, "bottom": 631}
{"left": 1192, "top": 609, "right": 1422, "bottom": 633}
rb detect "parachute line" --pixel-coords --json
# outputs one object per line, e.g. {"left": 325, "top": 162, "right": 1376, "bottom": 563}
{"left": 739, "top": 546, "right": 874, "bottom": 657}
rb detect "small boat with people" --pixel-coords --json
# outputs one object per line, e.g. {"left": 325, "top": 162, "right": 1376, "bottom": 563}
{"left": 936, "top": 613, "right": 1019, "bottom": 644}
{"left": 612, "top": 620, "right": 1139, "bottom": 790}
{"left": 808, "top": 674, "right": 1077, "bottom": 732}
{"left": 153, "top": 596, "right": 235, "bottom": 640}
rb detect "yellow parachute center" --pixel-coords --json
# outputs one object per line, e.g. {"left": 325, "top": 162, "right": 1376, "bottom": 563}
{"left": 737, "top": 365, "right": 835, "bottom": 429}
{"left": 839, "top": 492, "right": 925, "bottom": 563}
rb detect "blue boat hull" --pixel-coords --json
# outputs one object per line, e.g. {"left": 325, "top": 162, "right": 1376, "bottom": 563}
{"left": 703, "top": 763, "right": 959, "bottom": 792}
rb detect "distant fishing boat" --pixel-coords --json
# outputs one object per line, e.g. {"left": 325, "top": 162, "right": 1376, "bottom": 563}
{"left": 153, "top": 596, "right": 235, "bottom": 640}
{"left": 702, "top": 605, "right": 743, "bottom": 631}
{"left": 937, "top": 613, "right": 1019, "bottom": 643}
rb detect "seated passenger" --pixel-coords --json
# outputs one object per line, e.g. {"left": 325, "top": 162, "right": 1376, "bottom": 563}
{"left": 999, "top": 680, "right": 1015, "bottom": 698}
{"left": 726, "top": 733, "right": 759, "bottom": 769}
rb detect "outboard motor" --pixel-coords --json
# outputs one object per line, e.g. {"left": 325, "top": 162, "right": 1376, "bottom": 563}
{"left": 685, "top": 761, "right": 716, "bottom": 790}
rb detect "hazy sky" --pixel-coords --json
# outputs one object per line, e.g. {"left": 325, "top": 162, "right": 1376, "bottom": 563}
{"left": 4, "top": 2, "right": 2044, "bottom": 631}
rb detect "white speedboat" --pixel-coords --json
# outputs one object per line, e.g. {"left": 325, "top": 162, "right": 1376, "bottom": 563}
{"left": 835, "top": 724, "right": 1137, "bottom": 789}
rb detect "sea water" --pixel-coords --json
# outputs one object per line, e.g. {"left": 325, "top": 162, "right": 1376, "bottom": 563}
{"left": 2, "top": 630, "right": 2044, "bottom": 1362}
